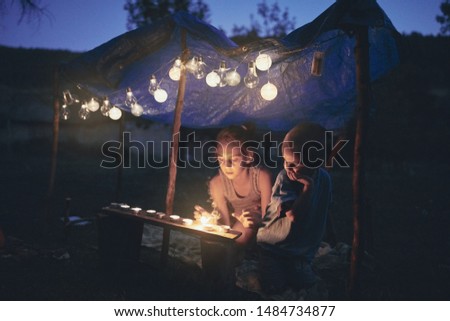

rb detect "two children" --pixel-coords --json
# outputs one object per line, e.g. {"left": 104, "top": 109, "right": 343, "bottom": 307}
{"left": 198, "top": 122, "right": 332, "bottom": 293}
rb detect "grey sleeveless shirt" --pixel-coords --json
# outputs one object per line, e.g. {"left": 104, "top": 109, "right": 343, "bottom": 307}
{"left": 219, "top": 167, "right": 261, "bottom": 216}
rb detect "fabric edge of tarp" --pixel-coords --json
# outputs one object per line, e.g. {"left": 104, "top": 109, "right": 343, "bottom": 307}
{"left": 282, "top": 0, "right": 400, "bottom": 49}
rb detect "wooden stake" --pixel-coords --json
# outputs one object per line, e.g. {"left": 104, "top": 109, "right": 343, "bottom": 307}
{"left": 349, "top": 25, "right": 371, "bottom": 298}
{"left": 45, "top": 66, "right": 60, "bottom": 222}
{"left": 165, "top": 29, "right": 189, "bottom": 215}
{"left": 115, "top": 115, "right": 125, "bottom": 201}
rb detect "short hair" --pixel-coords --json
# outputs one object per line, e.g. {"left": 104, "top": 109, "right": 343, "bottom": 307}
{"left": 282, "top": 122, "right": 326, "bottom": 163}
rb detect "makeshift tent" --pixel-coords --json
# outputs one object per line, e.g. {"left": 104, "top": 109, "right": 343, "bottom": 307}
{"left": 52, "top": 0, "right": 400, "bottom": 296}
{"left": 60, "top": 1, "right": 398, "bottom": 131}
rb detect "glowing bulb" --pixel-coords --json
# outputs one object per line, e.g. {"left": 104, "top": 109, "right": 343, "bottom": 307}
{"left": 255, "top": 53, "right": 272, "bottom": 71}
{"left": 131, "top": 103, "right": 143, "bottom": 117}
{"left": 217, "top": 61, "right": 228, "bottom": 87}
{"left": 194, "top": 56, "right": 206, "bottom": 79}
{"left": 261, "top": 82, "right": 278, "bottom": 101}
{"left": 206, "top": 71, "right": 220, "bottom": 87}
{"left": 62, "top": 90, "right": 76, "bottom": 105}
{"left": 100, "top": 97, "right": 110, "bottom": 116}
{"left": 154, "top": 88, "right": 168, "bottom": 103}
{"left": 61, "top": 104, "right": 70, "bottom": 120}
{"left": 169, "top": 57, "right": 182, "bottom": 81}
{"left": 86, "top": 97, "right": 100, "bottom": 112}
{"left": 244, "top": 61, "right": 259, "bottom": 89}
{"left": 79, "top": 102, "right": 90, "bottom": 120}
{"left": 185, "top": 56, "right": 198, "bottom": 74}
{"left": 226, "top": 69, "right": 241, "bottom": 86}
{"left": 109, "top": 106, "right": 122, "bottom": 120}
{"left": 125, "top": 87, "right": 137, "bottom": 107}
{"left": 148, "top": 75, "right": 158, "bottom": 95}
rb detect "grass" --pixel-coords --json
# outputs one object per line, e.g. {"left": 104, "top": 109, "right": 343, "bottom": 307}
{"left": 1, "top": 139, "right": 449, "bottom": 300}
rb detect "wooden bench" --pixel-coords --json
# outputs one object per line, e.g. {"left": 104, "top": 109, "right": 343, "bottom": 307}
{"left": 97, "top": 206, "right": 242, "bottom": 284}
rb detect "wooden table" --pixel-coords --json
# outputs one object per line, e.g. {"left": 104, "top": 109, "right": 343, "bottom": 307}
{"left": 97, "top": 206, "right": 242, "bottom": 283}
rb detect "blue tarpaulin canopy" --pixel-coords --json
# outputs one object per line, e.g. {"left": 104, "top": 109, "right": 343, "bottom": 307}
{"left": 61, "top": 0, "right": 399, "bottom": 131}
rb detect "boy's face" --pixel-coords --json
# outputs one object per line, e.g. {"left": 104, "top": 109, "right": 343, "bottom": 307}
{"left": 217, "top": 142, "right": 246, "bottom": 180}
{"left": 282, "top": 147, "right": 316, "bottom": 181}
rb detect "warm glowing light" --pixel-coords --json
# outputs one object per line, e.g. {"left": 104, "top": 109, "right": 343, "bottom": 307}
{"left": 183, "top": 218, "right": 193, "bottom": 225}
{"left": 206, "top": 71, "right": 220, "bottom": 87}
{"left": 154, "top": 88, "right": 168, "bottom": 103}
{"left": 61, "top": 105, "right": 70, "bottom": 120}
{"left": 261, "top": 82, "right": 278, "bottom": 101}
{"left": 194, "top": 56, "right": 206, "bottom": 79}
{"left": 200, "top": 216, "right": 210, "bottom": 225}
{"left": 87, "top": 97, "right": 100, "bottom": 112}
{"left": 217, "top": 61, "right": 228, "bottom": 87}
{"left": 125, "top": 87, "right": 137, "bottom": 107}
{"left": 109, "top": 106, "right": 122, "bottom": 120}
{"left": 131, "top": 103, "right": 144, "bottom": 117}
{"left": 148, "top": 75, "right": 158, "bottom": 95}
{"left": 185, "top": 56, "right": 198, "bottom": 74}
{"left": 131, "top": 207, "right": 142, "bottom": 213}
{"left": 226, "top": 69, "right": 241, "bottom": 86}
{"left": 100, "top": 97, "right": 110, "bottom": 116}
{"left": 255, "top": 53, "right": 272, "bottom": 71}
{"left": 169, "top": 57, "right": 182, "bottom": 81}
{"left": 79, "top": 102, "right": 90, "bottom": 120}
{"left": 170, "top": 215, "right": 180, "bottom": 221}
{"left": 244, "top": 61, "right": 259, "bottom": 89}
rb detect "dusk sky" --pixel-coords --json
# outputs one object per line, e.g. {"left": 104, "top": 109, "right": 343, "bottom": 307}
{"left": 0, "top": 0, "right": 445, "bottom": 52}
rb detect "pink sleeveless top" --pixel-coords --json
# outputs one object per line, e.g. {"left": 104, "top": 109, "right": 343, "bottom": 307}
{"left": 219, "top": 167, "right": 261, "bottom": 216}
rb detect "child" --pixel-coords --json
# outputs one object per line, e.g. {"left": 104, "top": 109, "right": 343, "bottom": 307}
{"left": 256, "top": 122, "right": 332, "bottom": 294}
{"left": 196, "top": 124, "right": 272, "bottom": 246}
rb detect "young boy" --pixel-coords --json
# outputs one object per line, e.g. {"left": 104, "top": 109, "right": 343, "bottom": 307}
{"left": 256, "top": 122, "right": 332, "bottom": 294}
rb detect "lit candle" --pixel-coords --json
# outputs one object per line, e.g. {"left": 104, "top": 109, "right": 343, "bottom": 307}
{"left": 169, "top": 215, "right": 180, "bottom": 222}
{"left": 131, "top": 207, "right": 142, "bottom": 214}
{"left": 182, "top": 218, "right": 193, "bottom": 226}
{"left": 156, "top": 212, "right": 166, "bottom": 219}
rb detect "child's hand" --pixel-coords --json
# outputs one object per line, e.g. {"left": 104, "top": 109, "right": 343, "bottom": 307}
{"left": 193, "top": 205, "right": 208, "bottom": 220}
{"left": 296, "top": 175, "right": 314, "bottom": 193}
{"left": 233, "top": 207, "right": 262, "bottom": 229}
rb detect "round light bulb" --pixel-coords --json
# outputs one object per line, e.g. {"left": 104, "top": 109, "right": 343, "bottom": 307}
{"left": 79, "top": 106, "right": 90, "bottom": 120}
{"left": 154, "top": 88, "right": 168, "bottom": 103}
{"left": 131, "top": 103, "right": 144, "bottom": 117}
{"left": 125, "top": 88, "right": 137, "bottom": 107}
{"left": 244, "top": 61, "right": 259, "bottom": 89}
{"left": 87, "top": 98, "right": 100, "bottom": 112}
{"left": 185, "top": 56, "right": 198, "bottom": 74}
{"left": 194, "top": 57, "right": 206, "bottom": 79}
{"left": 100, "top": 98, "right": 110, "bottom": 116}
{"left": 169, "top": 66, "right": 181, "bottom": 81}
{"left": 61, "top": 107, "right": 70, "bottom": 120}
{"left": 255, "top": 53, "right": 272, "bottom": 71}
{"left": 109, "top": 106, "right": 122, "bottom": 120}
{"left": 148, "top": 75, "right": 158, "bottom": 95}
{"left": 261, "top": 82, "right": 278, "bottom": 101}
{"left": 206, "top": 71, "right": 220, "bottom": 87}
{"left": 226, "top": 69, "right": 241, "bottom": 86}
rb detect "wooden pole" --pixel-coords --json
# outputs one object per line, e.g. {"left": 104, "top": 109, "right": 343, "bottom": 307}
{"left": 115, "top": 115, "right": 125, "bottom": 201}
{"left": 45, "top": 66, "right": 61, "bottom": 223}
{"left": 165, "top": 29, "right": 189, "bottom": 216}
{"left": 349, "top": 25, "right": 371, "bottom": 298}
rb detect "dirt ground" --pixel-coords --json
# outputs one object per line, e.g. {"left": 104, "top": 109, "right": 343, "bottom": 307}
{"left": 1, "top": 140, "right": 449, "bottom": 300}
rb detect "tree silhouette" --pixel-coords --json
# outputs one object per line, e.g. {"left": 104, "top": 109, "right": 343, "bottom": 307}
{"left": 124, "top": 0, "right": 210, "bottom": 30}
{"left": 231, "top": 0, "right": 296, "bottom": 42}
{"left": 436, "top": 0, "right": 450, "bottom": 35}
{"left": 0, "top": 0, "right": 50, "bottom": 24}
